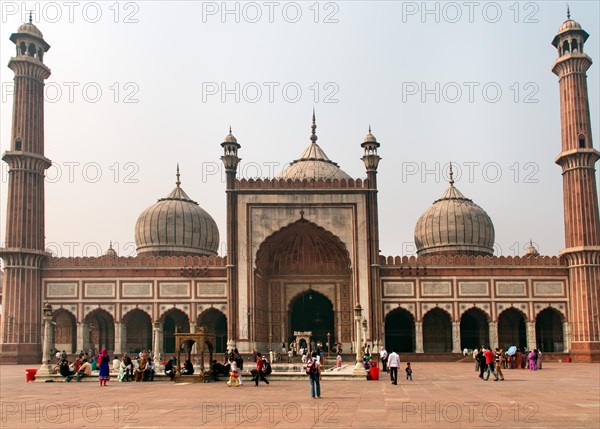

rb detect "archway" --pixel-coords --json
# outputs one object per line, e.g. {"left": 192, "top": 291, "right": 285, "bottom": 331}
{"left": 385, "top": 308, "right": 415, "bottom": 352}
{"left": 253, "top": 217, "right": 352, "bottom": 345}
{"left": 289, "top": 290, "right": 334, "bottom": 349}
{"left": 498, "top": 308, "right": 526, "bottom": 349}
{"left": 123, "top": 309, "right": 152, "bottom": 354}
{"left": 197, "top": 309, "right": 227, "bottom": 353}
{"left": 460, "top": 308, "right": 489, "bottom": 350}
{"left": 162, "top": 309, "right": 190, "bottom": 354}
{"left": 423, "top": 308, "right": 452, "bottom": 352}
{"left": 536, "top": 308, "right": 564, "bottom": 352}
{"left": 84, "top": 309, "right": 114, "bottom": 352}
{"left": 53, "top": 309, "right": 76, "bottom": 353}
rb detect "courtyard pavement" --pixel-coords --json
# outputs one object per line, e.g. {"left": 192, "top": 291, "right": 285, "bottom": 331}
{"left": 0, "top": 362, "right": 598, "bottom": 428}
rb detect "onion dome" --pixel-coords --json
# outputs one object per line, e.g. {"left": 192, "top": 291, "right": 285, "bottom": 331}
{"left": 104, "top": 242, "right": 117, "bottom": 257}
{"left": 414, "top": 164, "right": 495, "bottom": 256}
{"left": 276, "top": 111, "right": 352, "bottom": 181}
{"left": 363, "top": 126, "right": 378, "bottom": 144}
{"left": 552, "top": 7, "right": 589, "bottom": 47}
{"left": 134, "top": 166, "right": 219, "bottom": 256}
{"left": 524, "top": 240, "right": 540, "bottom": 257}
{"left": 17, "top": 22, "right": 44, "bottom": 39}
{"left": 224, "top": 126, "right": 238, "bottom": 144}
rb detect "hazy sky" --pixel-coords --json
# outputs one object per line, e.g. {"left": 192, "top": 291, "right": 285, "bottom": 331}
{"left": 0, "top": 1, "right": 599, "bottom": 260}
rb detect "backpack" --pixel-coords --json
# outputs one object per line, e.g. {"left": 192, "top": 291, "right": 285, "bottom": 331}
{"left": 263, "top": 360, "right": 272, "bottom": 375}
{"left": 306, "top": 358, "right": 318, "bottom": 375}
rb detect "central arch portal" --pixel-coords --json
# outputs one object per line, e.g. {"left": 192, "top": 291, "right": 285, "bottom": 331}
{"left": 252, "top": 217, "right": 353, "bottom": 349}
{"left": 289, "top": 290, "right": 334, "bottom": 347}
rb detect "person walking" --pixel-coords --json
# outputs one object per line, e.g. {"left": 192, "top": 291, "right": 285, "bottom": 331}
{"left": 252, "top": 353, "right": 269, "bottom": 386}
{"left": 307, "top": 351, "right": 321, "bottom": 398}
{"left": 380, "top": 347, "right": 388, "bottom": 372}
{"left": 476, "top": 347, "right": 486, "bottom": 379}
{"left": 387, "top": 349, "right": 400, "bottom": 385}
{"left": 495, "top": 348, "right": 505, "bottom": 381}
{"left": 483, "top": 346, "right": 499, "bottom": 381}
{"left": 405, "top": 362, "right": 413, "bottom": 381}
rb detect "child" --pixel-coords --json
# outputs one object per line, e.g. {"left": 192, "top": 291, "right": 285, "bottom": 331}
{"left": 227, "top": 358, "right": 239, "bottom": 387}
{"left": 405, "top": 362, "right": 413, "bottom": 381}
{"left": 336, "top": 353, "right": 342, "bottom": 368}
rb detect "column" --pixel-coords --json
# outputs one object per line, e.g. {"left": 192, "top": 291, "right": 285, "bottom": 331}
{"left": 415, "top": 322, "right": 424, "bottom": 353}
{"left": 189, "top": 322, "right": 198, "bottom": 355}
{"left": 353, "top": 319, "right": 364, "bottom": 375}
{"left": 563, "top": 321, "right": 571, "bottom": 353}
{"left": 114, "top": 322, "right": 123, "bottom": 355}
{"left": 489, "top": 322, "right": 498, "bottom": 349}
{"left": 152, "top": 322, "right": 162, "bottom": 369}
{"left": 451, "top": 321, "right": 461, "bottom": 353}
{"left": 76, "top": 322, "right": 88, "bottom": 353}
{"left": 527, "top": 322, "right": 536, "bottom": 351}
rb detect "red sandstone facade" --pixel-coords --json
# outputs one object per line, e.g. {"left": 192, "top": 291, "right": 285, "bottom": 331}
{"left": 0, "top": 15, "right": 598, "bottom": 363}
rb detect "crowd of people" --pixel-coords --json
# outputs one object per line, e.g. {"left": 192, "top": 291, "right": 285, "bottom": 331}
{"left": 470, "top": 346, "right": 543, "bottom": 381}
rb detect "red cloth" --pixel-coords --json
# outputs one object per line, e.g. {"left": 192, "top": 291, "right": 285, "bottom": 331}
{"left": 257, "top": 358, "right": 264, "bottom": 371}
{"left": 484, "top": 349, "right": 494, "bottom": 364}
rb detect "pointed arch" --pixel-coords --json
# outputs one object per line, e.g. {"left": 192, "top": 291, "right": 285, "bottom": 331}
{"left": 385, "top": 308, "right": 415, "bottom": 353}
{"left": 460, "top": 307, "right": 490, "bottom": 350}
{"left": 535, "top": 307, "right": 565, "bottom": 352}
{"left": 84, "top": 309, "right": 115, "bottom": 352}
{"left": 53, "top": 309, "right": 76, "bottom": 353}
{"left": 498, "top": 307, "right": 527, "bottom": 349}
{"left": 197, "top": 308, "right": 227, "bottom": 353}
{"left": 423, "top": 307, "right": 452, "bottom": 352}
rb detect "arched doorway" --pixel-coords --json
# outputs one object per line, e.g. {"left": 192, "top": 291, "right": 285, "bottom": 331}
{"left": 84, "top": 309, "right": 114, "bottom": 352}
{"left": 53, "top": 309, "right": 76, "bottom": 353}
{"left": 498, "top": 308, "right": 527, "bottom": 349}
{"left": 423, "top": 308, "right": 452, "bottom": 352}
{"left": 536, "top": 308, "right": 564, "bottom": 352}
{"left": 253, "top": 217, "right": 352, "bottom": 346}
{"left": 197, "top": 309, "right": 227, "bottom": 353}
{"left": 460, "top": 308, "right": 489, "bottom": 350}
{"left": 289, "top": 290, "right": 334, "bottom": 349}
{"left": 123, "top": 309, "right": 152, "bottom": 354}
{"left": 385, "top": 308, "right": 415, "bottom": 352}
{"left": 162, "top": 309, "right": 190, "bottom": 354}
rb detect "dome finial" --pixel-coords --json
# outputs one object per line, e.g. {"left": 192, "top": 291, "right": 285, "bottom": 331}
{"left": 28, "top": 10, "right": 33, "bottom": 23}
{"left": 448, "top": 162, "right": 455, "bottom": 186}
{"left": 567, "top": 3, "right": 570, "bottom": 19}
{"left": 176, "top": 163, "right": 181, "bottom": 187}
{"left": 310, "top": 108, "right": 318, "bottom": 144}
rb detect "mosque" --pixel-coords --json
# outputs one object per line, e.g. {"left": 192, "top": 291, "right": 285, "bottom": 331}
{"left": 0, "top": 14, "right": 598, "bottom": 363}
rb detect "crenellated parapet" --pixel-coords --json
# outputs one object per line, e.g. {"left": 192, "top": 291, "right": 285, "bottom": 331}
{"left": 235, "top": 177, "right": 368, "bottom": 190}
{"left": 379, "top": 254, "right": 564, "bottom": 267}
{"left": 44, "top": 254, "right": 227, "bottom": 268}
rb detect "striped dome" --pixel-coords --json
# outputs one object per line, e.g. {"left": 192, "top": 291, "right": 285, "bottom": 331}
{"left": 134, "top": 175, "right": 219, "bottom": 257}
{"left": 414, "top": 183, "right": 495, "bottom": 256}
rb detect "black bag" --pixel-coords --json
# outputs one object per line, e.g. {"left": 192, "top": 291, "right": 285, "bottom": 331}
{"left": 263, "top": 361, "right": 272, "bottom": 375}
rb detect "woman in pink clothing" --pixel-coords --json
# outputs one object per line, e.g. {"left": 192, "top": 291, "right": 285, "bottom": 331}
{"left": 528, "top": 350, "right": 537, "bottom": 371}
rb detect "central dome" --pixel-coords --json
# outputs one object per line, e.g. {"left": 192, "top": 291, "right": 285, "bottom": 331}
{"left": 276, "top": 112, "right": 351, "bottom": 181}
{"left": 135, "top": 169, "right": 219, "bottom": 256}
{"left": 414, "top": 172, "right": 495, "bottom": 256}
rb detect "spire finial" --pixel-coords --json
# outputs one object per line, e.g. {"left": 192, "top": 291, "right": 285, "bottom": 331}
{"left": 28, "top": 10, "right": 32, "bottom": 23}
{"left": 567, "top": 3, "right": 571, "bottom": 19}
{"left": 368, "top": 124, "right": 372, "bottom": 133}
{"left": 109, "top": 241, "right": 113, "bottom": 249}
{"left": 448, "top": 162, "right": 455, "bottom": 186}
{"left": 229, "top": 125, "right": 232, "bottom": 134}
{"left": 310, "top": 108, "right": 318, "bottom": 144}
{"left": 176, "top": 163, "right": 181, "bottom": 187}
{"left": 300, "top": 209, "right": 305, "bottom": 219}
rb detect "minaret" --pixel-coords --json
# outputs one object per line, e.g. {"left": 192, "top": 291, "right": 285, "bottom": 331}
{"left": 552, "top": 11, "right": 600, "bottom": 362}
{"left": 361, "top": 127, "right": 382, "bottom": 346}
{"left": 221, "top": 127, "right": 241, "bottom": 352}
{"left": 0, "top": 18, "right": 52, "bottom": 363}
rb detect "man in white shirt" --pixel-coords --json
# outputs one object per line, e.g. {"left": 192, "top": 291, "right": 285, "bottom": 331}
{"left": 387, "top": 349, "right": 400, "bottom": 385}
{"left": 380, "top": 347, "right": 388, "bottom": 372}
